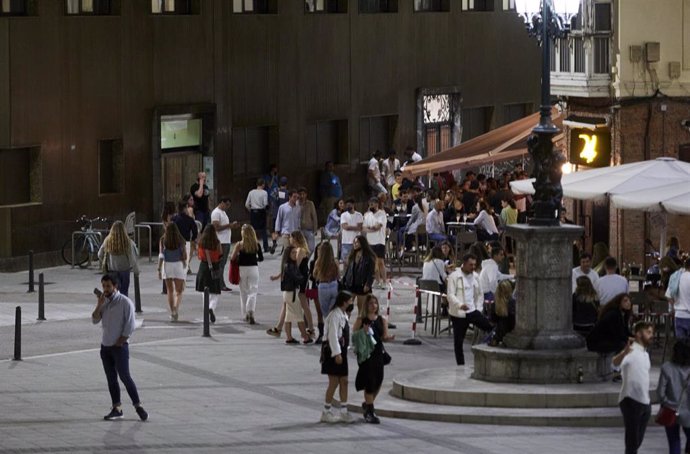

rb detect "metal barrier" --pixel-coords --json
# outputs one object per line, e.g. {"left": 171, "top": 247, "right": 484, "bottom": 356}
{"left": 14, "top": 306, "right": 22, "bottom": 361}
{"left": 37, "top": 273, "right": 46, "bottom": 321}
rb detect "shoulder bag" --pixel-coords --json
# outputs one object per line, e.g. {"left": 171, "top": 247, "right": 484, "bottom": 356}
{"left": 656, "top": 373, "right": 690, "bottom": 427}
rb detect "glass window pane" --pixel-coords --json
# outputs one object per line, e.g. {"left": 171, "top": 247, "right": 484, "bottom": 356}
{"left": 66, "top": 0, "right": 79, "bottom": 13}
{"left": 594, "top": 3, "right": 611, "bottom": 31}
{"left": 244, "top": 0, "right": 253, "bottom": 11}
{"left": 316, "top": 0, "right": 325, "bottom": 11}
{"left": 164, "top": 0, "right": 175, "bottom": 12}
{"left": 1, "top": 0, "right": 10, "bottom": 13}
{"left": 82, "top": 0, "right": 94, "bottom": 12}
{"left": 151, "top": 0, "right": 161, "bottom": 13}
{"left": 233, "top": 0, "right": 242, "bottom": 12}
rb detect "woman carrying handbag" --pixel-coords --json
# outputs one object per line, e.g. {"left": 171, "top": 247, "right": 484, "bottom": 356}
{"left": 657, "top": 339, "right": 690, "bottom": 454}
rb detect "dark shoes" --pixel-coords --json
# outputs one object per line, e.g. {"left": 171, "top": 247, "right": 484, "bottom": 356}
{"left": 103, "top": 407, "right": 123, "bottom": 421}
{"left": 135, "top": 405, "right": 148, "bottom": 422}
{"left": 209, "top": 309, "right": 216, "bottom": 324}
{"left": 363, "top": 403, "right": 380, "bottom": 424}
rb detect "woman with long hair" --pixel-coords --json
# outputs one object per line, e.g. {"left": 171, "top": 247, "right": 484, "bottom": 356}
{"left": 314, "top": 241, "right": 340, "bottom": 343}
{"left": 491, "top": 279, "right": 516, "bottom": 345}
{"left": 320, "top": 291, "right": 355, "bottom": 424}
{"left": 231, "top": 224, "right": 263, "bottom": 324}
{"left": 271, "top": 242, "right": 311, "bottom": 344}
{"left": 195, "top": 224, "right": 223, "bottom": 323}
{"left": 98, "top": 220, "right": 139, "bottom": 297}
{"left": 657, "top": 339, "right": 690, "bottom": 454}
{"left": 158, "top": 223, "right": 188, "bottom": 321}
{"left": 572, "top": 275, "right": 600, "bottom": 334}
{"left": 342, "top": 235, "right": 376, "bottom": 316}
{"left": 290, "top": 230, "right": 315, "bottom": 337}
{"left": 469, "top": 200, "right": 499, "bottom": 241}
{"left": 586, "top": 293, "right": 632, "bottom": 355}
{"left": 354, "top": 295, "right": 394, "bottom": 424}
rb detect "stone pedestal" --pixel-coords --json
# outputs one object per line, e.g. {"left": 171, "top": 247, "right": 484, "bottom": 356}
{"left": 472, "top": 224, "right": 599, "bottom": 383}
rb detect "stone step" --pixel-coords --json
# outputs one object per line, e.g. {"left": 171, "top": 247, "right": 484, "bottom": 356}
{"left": 348, "top": 393, "right": 643, "bottom": 427}
{"left": 391, "top": 367, "right": 660, "bottom": 408}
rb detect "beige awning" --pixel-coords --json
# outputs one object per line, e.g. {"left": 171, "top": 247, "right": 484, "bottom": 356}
{"left": 403, "top": 107, "right": 564, "bottom": 177}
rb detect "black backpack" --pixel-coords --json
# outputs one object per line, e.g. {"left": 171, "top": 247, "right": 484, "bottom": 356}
{"left": 281, "top": 261, "right": 304, "bottom": 292}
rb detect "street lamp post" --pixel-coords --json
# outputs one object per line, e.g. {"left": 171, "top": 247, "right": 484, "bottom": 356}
{"left": 515, "top": 0, "right": 580, "bottom": 226}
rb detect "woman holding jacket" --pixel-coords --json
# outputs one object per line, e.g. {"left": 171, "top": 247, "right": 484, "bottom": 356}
{"left": 657, "top": 339, "right": 690, "bottom": 454}
{"left": 341, "top": 235, "right": 376, "bottom": 317}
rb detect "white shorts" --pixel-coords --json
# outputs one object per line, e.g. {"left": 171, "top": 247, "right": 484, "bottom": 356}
{"left": 164, "top": 261, "right": 186, "bottom": 280}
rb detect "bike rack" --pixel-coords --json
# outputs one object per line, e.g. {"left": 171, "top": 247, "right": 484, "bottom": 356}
{"left": 71, "top": 231, "right": 103, "bottom": 269}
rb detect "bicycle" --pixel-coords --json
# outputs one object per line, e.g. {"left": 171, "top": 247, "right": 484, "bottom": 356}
{"left": 61, "top": 215, "right": 109, "bottom": 268}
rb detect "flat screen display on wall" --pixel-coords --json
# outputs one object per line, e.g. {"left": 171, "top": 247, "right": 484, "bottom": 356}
{"left": 161, "top": 117, "right": 202, "bottom": 151}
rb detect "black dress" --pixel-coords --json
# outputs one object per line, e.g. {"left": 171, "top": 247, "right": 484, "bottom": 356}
{"left": 355, "top": 316, "right": 385, "bottom": 394}
{"left": 321, "top": 321, "right": 350, "bottom": 377}
{"left": 586, "top": 310, "right": 631, "bottom": 354}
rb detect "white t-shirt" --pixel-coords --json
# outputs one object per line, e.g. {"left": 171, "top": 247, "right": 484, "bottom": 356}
{"left": 364, "top": 209, "right": 387, "bottom": 246}
{"left": 618, "top": 342, "right": 651, "bottom": 405}
{"left": 595, "top": 274, "right": 629, "bottom": 306}
{"left": 340, "top": 210, "right": 363, "bottom": 245}
{"left": 211, "top": 207, "right": 231, "bottom": 244}
{"left": 381, "top": 158, "right": 400, "bottom": 187}
{"left": 674, "top": 272, "right": 690, "bottom": 319}
{"left": 572, "top": 266, "right": 599, "bottom": 293}
{"left": 368, "top": 157, "right": 381, "bottom": 185}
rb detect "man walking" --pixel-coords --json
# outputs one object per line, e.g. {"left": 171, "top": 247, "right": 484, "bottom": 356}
{"left": 190, "top": 171, "right": 211, "bottom": 229}
{"left": 245, "top": 178, "right": 269, "bottom": 252}
{"left": 298, "top": 187, "right": 318, "bottom": 254}
{"left": 92, "top": 274, "right": 148, "bottom": 421}
{"left": 613, "top": 321, "right": 654, "bottom": 454}
{"left": 446, "top": 254, "right": 493, "bottom": 366}
{"left": 273, "top": 190, "right": 301, "bottom": 251}
{"left": 211, "top": 196, "right": 237, "bottom": 291}
{"left": 172, "top": 199, "right": 198, "bottom": 275}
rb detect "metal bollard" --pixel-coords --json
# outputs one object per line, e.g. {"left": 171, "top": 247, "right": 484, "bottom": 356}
{"left": 27, "top": 250, "right": 35, "bottom": 293}
{"left": 202, "top": 287, "right": 211, "bottom": 337}
{"left": 37, "top": 273, "right": 46, "bottom": 321}
{"left": 403, "top": 305, "right": 422, "bottom": 346}
{"left": 134, "top": 273, "right": 142, "bottom": 313}
{"left": 13, "top": 306, "right": 22, "bottom": 361}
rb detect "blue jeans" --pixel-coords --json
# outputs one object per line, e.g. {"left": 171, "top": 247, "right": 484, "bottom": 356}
{"left": 302, "top": 230, "right": 315, "bottom": 256}
{"left": 341, "top": 243, "right": 353, "bottom": 261}
{"left": 428, "top": 233, "right": 448, "bottom": 244}
{"left": 195, "top": 210, "right": 210, "bottom": 230}
{"left": 676, "top": 317, "right": 690, "bottom": 339}
{"left": 665, "top": 424, "right": 690, "bottom": 454}
{"left": 115, "top": 271, "right": 130, "bottom": 297}
{"left": 100, "top": 343, "right": 141, "bottom": 407}
{"left": 318, "top": 280, "right": 339, "bottom": 315}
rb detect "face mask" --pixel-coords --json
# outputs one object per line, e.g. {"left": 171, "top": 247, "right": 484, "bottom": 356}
{"left": 370, "top": 207, "right": 377, "bottom": 212}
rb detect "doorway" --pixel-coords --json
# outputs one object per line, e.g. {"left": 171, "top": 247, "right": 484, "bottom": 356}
{"left": 161, "top": 152, "right": 202, "bottom": 205}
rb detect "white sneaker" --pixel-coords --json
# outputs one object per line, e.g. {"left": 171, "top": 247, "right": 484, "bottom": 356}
{"left": 320, "top": 410, "right": 339, "bottom": 424}
{"left": 339, "top": 412, "right": 355, "bottom": 424}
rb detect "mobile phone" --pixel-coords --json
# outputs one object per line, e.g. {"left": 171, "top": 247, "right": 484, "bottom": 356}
{"left": 93, "top": 288, "right": 103, "bottom": 297}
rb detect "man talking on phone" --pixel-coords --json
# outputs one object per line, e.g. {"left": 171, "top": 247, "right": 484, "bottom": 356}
{"left": 92, "top": 274, "right": 148, "bottom": 421}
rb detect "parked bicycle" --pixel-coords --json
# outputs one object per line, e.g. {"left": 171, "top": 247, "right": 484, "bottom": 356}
{"left": 61, "top": 215, "right": 110, "bottom": 267}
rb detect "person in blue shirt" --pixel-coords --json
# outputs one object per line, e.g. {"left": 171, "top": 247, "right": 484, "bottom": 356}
{"left": 320, "top": 161, "right": 342, "bottom": 223}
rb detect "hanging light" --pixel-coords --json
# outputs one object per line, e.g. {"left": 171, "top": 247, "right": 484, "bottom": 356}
{"left": 561, "top": 162, "right": 574, "bottom": 174}
{"left": 552, "top": 0, "right": 581, "bottom": 19}
{"left": 515, "top": 0, "right": 542, "bottom": 23}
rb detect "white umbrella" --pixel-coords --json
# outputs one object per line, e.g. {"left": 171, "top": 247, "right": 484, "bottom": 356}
{"left": 509, "top": 157, "right": 690, "bottom": 253}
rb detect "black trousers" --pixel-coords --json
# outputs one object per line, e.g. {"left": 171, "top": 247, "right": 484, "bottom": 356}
{"left": 250, "top": 209, "right": 269, "bottom": 251}
{"left": 619, "top": 397, "right": 651, "bottom": 454}
{"left": 450, "top": 311, "right": 493, "bottom": 365}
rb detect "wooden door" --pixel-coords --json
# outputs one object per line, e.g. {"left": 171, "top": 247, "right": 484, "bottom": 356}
{"left": 161, "top": 152, "right": 202, "bottom": 205}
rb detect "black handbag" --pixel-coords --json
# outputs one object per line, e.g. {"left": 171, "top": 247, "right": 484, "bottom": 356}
{"left": 382, "top": 348, "right": 392, "bottom": 366}
{"left": 319, "top": 342, "right": 331, "bottom": 364}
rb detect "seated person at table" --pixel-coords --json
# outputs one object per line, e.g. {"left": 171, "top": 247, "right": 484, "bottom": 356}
{"left": 422, "top": 246, "right": 449, "bottom": 293}
{"left": 443, "top": 190, "right": 461, "bottom": 224}
{"left": 468, "top": 200, "right": 500, "bottom": 242}
{"left": 489, "top": 279, "right": 516, "bottom": 346}
{"left": 426, "top": 200, "right": 450, "bottom": 244}
{"left": 478, "top": 246, "right": 514, "bottom": 301}
{"left": 391, "top": 171, "right": 403, "bottom": 201}
{"left": 401, "top": 195, "right": 426, "bottom": 252}
{"left": 572, "top": 252, "right": 599, "bottom": 293}
{"left": 394, "top": 189, "right": 414, "bottom": 215}
{"left": 586, "top": 293, "right": 632, "bottom": 354}
{"left": 668, "top": 257, "right": 690, "bottom": 339}
{"left": 595, "top": 257, "right": 629, "bottom": 306}
{"left": 572, "top": 275, "right": 600, "bottom": 335}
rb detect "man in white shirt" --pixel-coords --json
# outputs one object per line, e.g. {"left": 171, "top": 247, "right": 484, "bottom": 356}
{"left": 667, "top": 258, "right": 690, "bottom": 339}
{"left": 340, "top": 198, "right": 363, "bottom": 261}
{"left": 426, "top": 200, "right": 448, "bottom": 244}
{"left": 446, "top": 254, "right": 493, "bottom": 365}
{"left": 595, "top": 257, "right": 629, "bottom": 306}
{"left": 367, "top": 150, "right": 387, "bottom": 195}
{"left": 613, "top": 321, "right": 654, "bottom": 454}
{"left": 211, "top": 196, "right": 238, "bottom": 291}
{"left": 245, "top": 178, "right": 269, "bottom": 252}
{"left": 363, "top": 197, "right": 388, "bottom": 288}
{"left": 401, "top": 146, "right": 422, "bottom": 169}
{"left": 478, "top": 247, "right": 514, "bottom": 299}
{"left": 572, "top": 252, "right": 599, "bottom": 293}
{"left": 272, "top": 190, "right": 301, "bottom": 250}
{"left": 381, "top": 150, "right": 400, "bottom": 189}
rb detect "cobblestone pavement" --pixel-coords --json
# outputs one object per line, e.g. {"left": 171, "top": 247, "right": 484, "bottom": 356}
{"left": 0, "top": 253, "right": 667, "bottom": 453}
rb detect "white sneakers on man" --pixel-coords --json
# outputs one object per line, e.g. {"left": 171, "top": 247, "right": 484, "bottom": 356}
{"left": 320, "top": 410, "right": 340, "bottom": 423}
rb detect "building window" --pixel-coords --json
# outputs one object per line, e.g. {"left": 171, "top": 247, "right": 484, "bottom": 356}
{"left": 558, "top": 38, "right": 570, "bottom": 73}
{"left": 232, "top": 126, "right": 277, "bottom": 177}
{"left": 461, "top": 106, "right": 493, "bottom": 141}
{"left": 305, "top": 0, "right": 347, "bottom": 13}
{"left": 66, "top": 0, "right": 116, "bottom": 15}
{"left": 306, "top": 120, "right": 349, "bottom": 165}
{"left": 594, "top": 2, "right": 611, "bottom": 32}
{"left": 414, "top": 0, "right": 449, "bottom": 12}
{"left": 0, "top": 147, "right": 41, "bottom": 205}
{"left": 501, "top": 0, "right": 514, "bottom": 10}
{"left": 151, "top": 0, "right": 198, "bottom": 14}
{"left": 359, "top": 0, "right": 397, "bottom": 13}
{"left": 99, "top": 139, "right": 124, "bottom": 195}
{"left": 232, "top": 0, "right": 276, "bottom": 13}
{"left": 461, "top": 0, "right": 493, "bottom": 12}
{"left": 593, "top": 36, "right": 610, "bottom": 74}
{"left": 0, "top": 0, "right": 30, "bottom": 15}
{"left": 359, "top": 116, "right": 396, "bottom": 163}
{"left": 573, "top": 37, "right": 585, "bottom": 73}
{"left": 423, "top": 95, "right": 455, "bottom": 155}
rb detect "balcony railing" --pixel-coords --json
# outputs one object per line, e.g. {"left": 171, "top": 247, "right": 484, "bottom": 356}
{"left": 550, "top": 34, "right": 612, "bottom": 98}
